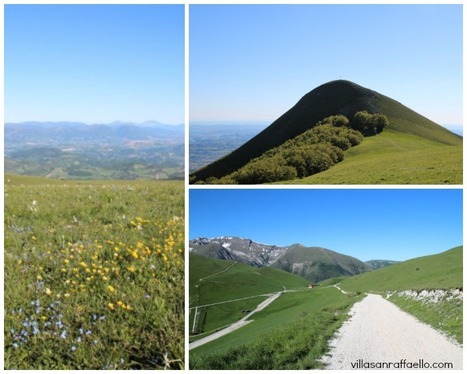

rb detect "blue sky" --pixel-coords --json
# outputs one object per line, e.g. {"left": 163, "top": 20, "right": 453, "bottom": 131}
{"left": 5, "top": 5, "right": 184, "bottom": 124}
{"left": 189, "top": 189, "right": 462, "bottom": 262}
{"left": 190, "top": 4, "right": 462, "bottom": 127}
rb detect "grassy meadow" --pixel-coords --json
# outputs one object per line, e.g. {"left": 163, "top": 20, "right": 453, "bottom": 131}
{"left": 189, "top": 254, "right": 309, "bottom": 337}
{"left": 4, "top": 175, "right": 184, "bottom": 369}
{"left": 190, "top": 286, "right": 360, "bottom": 369}
{"left": 287, "top": 130, "right": 462, "bottom": 184}
{"left": 189, "top": 253, "right": 362, "bottom": 369}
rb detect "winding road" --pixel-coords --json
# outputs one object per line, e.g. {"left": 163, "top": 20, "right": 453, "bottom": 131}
{"left": 321, "top": 294, "right": 463, "bottom": 369}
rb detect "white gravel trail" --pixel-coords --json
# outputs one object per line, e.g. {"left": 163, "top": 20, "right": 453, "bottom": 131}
{"left": 322, "top": 294, "right": 463, "bottom": 369}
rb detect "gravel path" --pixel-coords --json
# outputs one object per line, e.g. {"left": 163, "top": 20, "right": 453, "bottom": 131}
{"left": 189, "top": 291, "right": 282, "bottom": 350}
{"left": 322, "top": 294, "right": 463, "bottom": 369}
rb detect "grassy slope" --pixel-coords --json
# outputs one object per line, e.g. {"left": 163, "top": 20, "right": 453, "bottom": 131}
{"left": 189, "top": 254, "right": 309, "bottom": 334}
{"left": 292, "top": 130, "right": 462, "bottom": 184}
{"left": 189, "top": 254, "right": 309, "bottom": 305}
{"left": 191, "top": 80, "right": 462, "bottom": 184}
{"left": 339, "top": 246, "right": 462, "bottom": 292}
{"left": 190, "top": 286, "right": 359, "bottom": 363}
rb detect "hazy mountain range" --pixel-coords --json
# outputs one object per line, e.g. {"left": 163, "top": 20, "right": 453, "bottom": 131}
{"left": 5, "top": 121, "right": 184, "bottom": 180}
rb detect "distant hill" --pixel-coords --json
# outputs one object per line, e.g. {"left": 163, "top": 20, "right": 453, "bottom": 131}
{"left": 190, "top": 123, "right": 268, "bottom": 172}
{"left": 5, "top": 121, "right": 184, "bottom": 180}
{"left": 365, "top": 259, "right": 399, "bottom": 270}
{"left": 5, "top": 121, "right": 184, "bottom": 145}
{"left": 189, "top": 236, "right": 394, "bottom": 283}
{"left": 190, "top": 80, "right": 461, "bottom": 184}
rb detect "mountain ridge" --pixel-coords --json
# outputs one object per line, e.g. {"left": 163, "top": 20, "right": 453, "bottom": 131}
{"left": 189, "top": 236, "right": 397, "bottom": 283}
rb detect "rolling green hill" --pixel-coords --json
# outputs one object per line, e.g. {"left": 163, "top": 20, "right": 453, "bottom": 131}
{"left": 189, "top": 253, "right": 309, "bottom": 335}
{"left": 190, "top": 80, "right": 461, "bottom": 184}
{"left": 339, "top": 246, "right": 462, "bottom": 292}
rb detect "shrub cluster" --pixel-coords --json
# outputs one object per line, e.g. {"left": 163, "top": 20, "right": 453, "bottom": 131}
{"left": 350, "top": 111, "right": 389, "bottom": 136}
{"left": 202, "top": 112, "right": 389, "bottom": 184}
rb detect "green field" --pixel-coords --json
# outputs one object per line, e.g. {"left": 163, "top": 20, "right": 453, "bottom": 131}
{"left": 190, "top": 286, "right": 359, "bottom": 369}
{"left": 4, "top": 175, "right": 184, "bottom": 369}
{"left": 189, "top": 253, "right": 361, "bottom": 369}
{"left": 189, "top": 254, "right": 310, "bottom": 335}
{"left": 290, "top": 130, "right": 462, "bottom": 184}
{"left": 339, "top": 246, "right": 462, "bottom": 292}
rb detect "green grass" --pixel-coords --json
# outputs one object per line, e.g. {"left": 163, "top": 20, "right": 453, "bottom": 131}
{"left": 339, "top": 246, "right": 462, "bottom": 293}
{"left": 190, "top": 286, "right": 361, "bottom": 369}
{"left": 290, "top": 130, "right": 462, "bottom": 184}
{"left": 190, "top": 254, "right": 309, "bottom": 303}
{"left": 389, "top": 292, "right": 462, "bottom": 344}
{"left": 189, "top": 254, "right": 309, "bottom": 335}
{"left": 4, "top": 175, "right": 184, "bottom": 369}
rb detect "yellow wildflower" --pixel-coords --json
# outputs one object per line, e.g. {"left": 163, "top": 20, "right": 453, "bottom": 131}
{"left": 107, "top": 285, "right": 115, "bottom": 293}
{"left": 45, "top": 288, "right": 52, "bottom": 296}
{"left": 108, "top": 303, "right": 114, "bottom": 310}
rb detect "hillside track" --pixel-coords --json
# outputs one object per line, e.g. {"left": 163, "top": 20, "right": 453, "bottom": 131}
{"left": 189, "top": 292, "right": 283, "bottom": 350}
{"left": 322, "top": 294, "right": 462, "bottom": 369}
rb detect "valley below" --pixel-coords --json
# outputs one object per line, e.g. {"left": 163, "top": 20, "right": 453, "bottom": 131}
{"left": 5, "top": 121, "right": 184, "bottom": 180}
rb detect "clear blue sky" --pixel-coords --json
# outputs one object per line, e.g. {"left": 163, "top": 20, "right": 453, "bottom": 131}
{"left": 5, "top": 4, "right": 184, "bottom": 124}
{"left": 190, "top": 4, "right": 462, "bottom": 127}
{"left": 189, "top": 189, "right": 462, "bottom": 262}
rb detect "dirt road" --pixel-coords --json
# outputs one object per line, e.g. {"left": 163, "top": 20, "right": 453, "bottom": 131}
{"left": 322, "top": 294, "right": 463, "bottom": 369}
{"left": 189, "top": 291, "right": 282, "bottom": 350}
